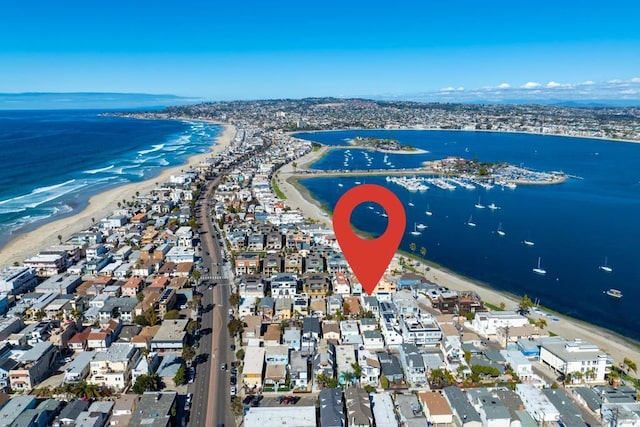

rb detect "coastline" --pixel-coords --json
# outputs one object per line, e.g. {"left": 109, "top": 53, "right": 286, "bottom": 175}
{"left": 293, "top": 127, "right": 640, "bottom": 146}
{"left": 0, "top": 122, "right": 236, "bottom": 267}
{"left": 276, "top": 145, "right": 640, "bottom": 366}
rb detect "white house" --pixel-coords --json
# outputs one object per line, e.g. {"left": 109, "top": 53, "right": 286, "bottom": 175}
{"left": 500, "top": 350, "right": 534, "bottom": 381}
{"left": 539, "top": 339, "right": 611, "bottom": 383}
{"left": 471, "top": 311, "right": 529, "bottom": 338}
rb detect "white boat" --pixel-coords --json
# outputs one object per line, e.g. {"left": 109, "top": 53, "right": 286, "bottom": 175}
{"left": 605, "top": 288, "right": 623, "bottom": 298}
{"left": 355, "top": 181, "right": 361, "bottom": 185}
{"left": 410, "top": 223, "right": 421, "bottom": 236}
{"left": 416, "top": 223, "right": 427, "bottom": 230}
{"left": 338, "top": 183, "right": 344, "bottom": 187}
{"left": 532, "top": 257, "right": 547, "bottom": 275}
{"left": 488, "top": 202, "right": 500, "bottom": 210}
{"left": 497, "top": 222, "right": 505, "bottom": 236}
{"left": 523, "top": 240, "right": 535, "bottom": 246}
{"left": 599, "top": 257, "right": 613, "bottom": 273}
{"left": 381, "top": 213, "right": 388, "bottom": 218}
{"left": 475, "top": 197, "right": 485, "bottom": 209}
{"left": 425, "top": 205, "right": 433, "bottom": 216}
{"left": 466, "top": 215, "right": 476, "bottom": 227}
{"left": 408, "top": 202, "right": 415, "bottom": 207}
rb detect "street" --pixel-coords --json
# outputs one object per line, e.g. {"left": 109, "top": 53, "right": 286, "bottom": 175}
{"left": 188, "top": 173, "right": 235, "bottom": 427}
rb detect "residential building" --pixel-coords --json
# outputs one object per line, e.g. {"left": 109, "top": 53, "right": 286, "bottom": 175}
{"left": 419, "top": 391, "right": 454, "bottom": 427}
{"left": 150, "top": 319, "right": 188, "bottom": 352}
{"left": 10, "top": 342, "right": 58, "bottom": 391}
{"left": 244, "top": 406, "right": 316, "bottom": 427}
{"left": 270, "top": 273, "right": 298, "bottom": 297}
{"left": 319, "top": 388, "right": 345, "bottom": 427}
{"left": 515, "top": 384, "right": 560, "bottom": 425}
{"left": 129, "top": 391, "right": 177, "bottom": 427}
{"left": 399, "top": 343, "right": 427, "bottom": 385}
{"left": 471, "top": 311, "right": 529, "bottom": 338}
{"left": 0, "top": 266, "right": 37, "bottom": 294}
{"left": 345, "top": 387, "right": 374, "bottom": 427}
{"left": 539, "top": 339, "right": 611, "bottom": 383}
{"left": 243, "top": 347, "right": 265, "bottom": 388}
{"left": 335, "top": 345, "right": 357, "bottom": 386}
{"left": 443, "top": 386, "right": 482, "bottom": 427}
{"left": 370, "top": 393, "right": 397, "bottom": 427}
{"left": 88, "top": 343, "right": 140, "bottom": 391}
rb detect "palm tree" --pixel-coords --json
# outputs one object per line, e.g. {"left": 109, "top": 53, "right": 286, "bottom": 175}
{"left": 409, "top": 242, "right": 417, "bottom": 256}
{"left": 351, "top": 362, "right": 363, "bottom": 386}
{"left": 534, "top": 318, "right": 547, "bottom": 329}
{"left": 623, "top": 357, "right": 637, "bottom": 374}
{"left": 57, "top": 234, "right": 63, "bottom": 244}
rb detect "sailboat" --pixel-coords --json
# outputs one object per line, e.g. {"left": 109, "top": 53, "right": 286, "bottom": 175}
{"left": 522, "top": 233, "right": 535, "bottom": 246}
{"left": 410, "top": 223, "right": 421, "bottom": 236}
{"left": 532, "top": 257, "right": 546, "bottom": 275}
{"left": 488, "top": 202, "right": 500, "bottom": 210}
{"left": 474, "top": 197, "right": 485, "bottom": 209}
{"left": 599, "top": 257, "right": 613, "bottom": 273}
{"left": 497, "top": 222, "right": 505, "bottom": 236}
{"left": 466, "top": 215, "right": 476, "bottom": 227}
{"left": 416, "top": 223, "right": 427, "bottom": 230}
{"left": 425, "top": 205, "right": 433, "bottom": 216}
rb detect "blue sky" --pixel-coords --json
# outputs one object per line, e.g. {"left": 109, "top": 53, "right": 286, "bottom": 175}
{"left": 1, "top": 0, "right": 640, "bottom": 102}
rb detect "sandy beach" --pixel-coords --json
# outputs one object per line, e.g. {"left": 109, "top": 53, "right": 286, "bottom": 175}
{"left": 0, "top": 122, "right": 236, "bottom": 267}
{"left": 277, "top": 144, "right": 640, "bottom": 366}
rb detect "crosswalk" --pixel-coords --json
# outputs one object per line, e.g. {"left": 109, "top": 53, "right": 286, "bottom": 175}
{"left": 201, "top": 275, "right": 224, "bottom": 281}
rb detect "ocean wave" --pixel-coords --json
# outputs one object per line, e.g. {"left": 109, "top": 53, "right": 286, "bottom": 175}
{"left": 137, "top": 144, "right": 165, "bottom": 155}
{"left": 157, "top": 158, "right": 170, "bottom": 166}
{"left": 83, "top": 164, "right": 115, "bottom": 174}
{"left": 133, "top": 154, "right": 163, "bottom": 164}
{"left": 0, "top": 179, "right": 87, "bottom": 210}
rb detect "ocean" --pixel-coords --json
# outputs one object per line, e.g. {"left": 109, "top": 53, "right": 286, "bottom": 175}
{"left": 0, "top": 110, "right": 221, "bottom": 248}
{"left": 295, "top": 130, "right": 640, "bottom": 341}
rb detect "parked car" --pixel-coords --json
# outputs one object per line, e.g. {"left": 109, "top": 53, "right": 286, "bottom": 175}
{"left": 230, "top": 386, "right": 236, "bottom": 396}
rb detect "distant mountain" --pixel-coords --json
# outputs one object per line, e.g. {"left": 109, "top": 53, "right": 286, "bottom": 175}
{"left": 0, "top": 92, "right": 202, "bottom": 110}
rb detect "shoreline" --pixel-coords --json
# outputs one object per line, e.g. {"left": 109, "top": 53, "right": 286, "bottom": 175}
{"left": 276, "top": 146, "right": 640, "bottom": 366}
{"left": 293, "top": 127, "right": 640, "bottom": 146}
{"left": 0, "top": 122, "right": 236, "bottom": 267}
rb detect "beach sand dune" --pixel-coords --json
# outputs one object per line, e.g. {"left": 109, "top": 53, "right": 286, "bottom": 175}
{"left": 277, "top": 144, "right": 640, "bottom": 366}
{"left": 0, "top": 123, "right": 235, "bottom": 267}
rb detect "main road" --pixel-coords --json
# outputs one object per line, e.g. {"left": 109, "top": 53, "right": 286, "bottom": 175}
{"left": 189, "top": 170, "right": 235, "bottom": 427}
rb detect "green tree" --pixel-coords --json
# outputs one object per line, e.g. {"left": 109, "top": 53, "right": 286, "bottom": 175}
{"left": 164, "top": 309, "right": 180, "bottom": 320}
{"left": 134, "top": 315, "right": 148, "bottom": 326}
{"left": 57, "top": 234, "right": 63, "bottom": 244}
{"left": 316, "top": 373, "right": 338, "bottom": 389}
{"left": 517, "top": 294, "right": 533, "bottom": 315}
{"left": 380, "top": 374, "right": 389, "bottom": 389}
{"left": 144, "top": 307, "right": 157, "bottom": 326}
{"left": 229, "top": 292, "right": 241, "bottom": 307}
{"left": 236, "top": 348, "right": 245, "bottom": 361}
{"left": 182, "top": 345, "right": 196, "bottom": 363}
{"left": 133, "top": 373, "right": 162, "bottom": 394}
{"left": 420, "top": 246, "right": 427, "bottom": 258}
{"left": 230, "top": 396, "right": 243, "bottom": 417}
{"left": 186, "top": 320, "right": 199, "bottom": 335}
{"left": 409, "top": 242, "right": 417, "bottom": 254}
{"left": 351, "top": 362, "right": 363, "bottom": 385}
{"left": 228, "top": 318, "right": 244, "bottom": 337}
{"left": 191, "top": 269, "right": 201, "bottom": 282}
{"left": 174, "top": 364, "right": 188, "bottom": 386}
{"left": 499, "top": 302, "right": 506, "bottom": 310}
{"left": 136, "top": 291, "right": 145, "bottom": 303}
{"left": 623, "top": 357, "right": 637, "bottom": 373}
{"left": 535, "top": 318, "right": 547, "bottom": 329}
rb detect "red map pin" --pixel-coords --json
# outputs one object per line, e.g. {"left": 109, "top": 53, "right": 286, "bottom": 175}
{"left": 333, "top": 184, "right": 406, "bottom": 295}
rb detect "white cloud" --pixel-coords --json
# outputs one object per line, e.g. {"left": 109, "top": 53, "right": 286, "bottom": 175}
{"left": 497, "top": 83, "right": 511, "bottom": 89}
{"left": 620, "top": 89, "right": 638, "bottom": 95}
{"left": 608, "top": 79, "right": 623, "bottom": 84}
{"left": 521, "top": 81, "right": 542, "bottom": 89}
{"left": 581, "top": 80, "right": 595, "bottom": 86}
{"left": 440, "top": 86, "right": 455, "bottom": 92}
{"left": 456, "top": 87, "right": 465, "bottom": 91}
{"left": 631, "top": 77, "right": 640, "bottom": 83}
